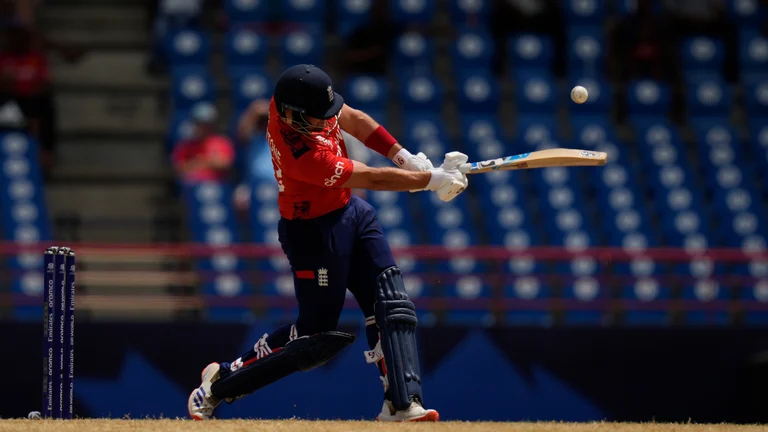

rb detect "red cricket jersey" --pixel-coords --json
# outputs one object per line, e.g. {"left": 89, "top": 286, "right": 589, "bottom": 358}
{"left": 172, "top": 135, "right": 235, "bottom": 183}
{"left": 267, "top": 98, "right": 354, "bottom": 220}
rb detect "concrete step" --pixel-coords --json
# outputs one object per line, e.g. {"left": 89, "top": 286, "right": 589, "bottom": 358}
{"left": 53, "top": 51, "right": 166, "bottom": 91}
{"left": 43, "top": 5, "right": 146, "bottom": 30}
{"left": 47, "top": 27, "right": 150, "bottom": 49}
{"left": 55, "top": 138, "right": 168, "bottom": 174}
{"left": 56, "top": 92, "right": 166, "bottom": 136}
{"left": 47, "top": 183, "right": 169, "bottom": 218}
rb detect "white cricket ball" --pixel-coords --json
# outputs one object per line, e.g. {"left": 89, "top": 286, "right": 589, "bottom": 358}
{"left": 28, "top": 411, "right": 41, "bottom": 419}
{"left": 571, "top": 86, "right": 589, "bottom": 104}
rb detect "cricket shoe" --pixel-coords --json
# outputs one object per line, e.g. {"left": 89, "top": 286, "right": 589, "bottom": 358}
{"left": 376, "top": 399, "right": 440, "bottom": 422}
{"left": 188, "top": 362, "right": 222, "bottom": 420}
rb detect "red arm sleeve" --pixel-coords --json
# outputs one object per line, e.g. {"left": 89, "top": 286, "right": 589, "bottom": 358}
{"left": 290, "top": 147, "right": 354, "bottom": 188}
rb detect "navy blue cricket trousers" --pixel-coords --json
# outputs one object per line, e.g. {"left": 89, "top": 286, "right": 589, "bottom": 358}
{"left": 277, "top": 195, "right": 396, "bottom": 335}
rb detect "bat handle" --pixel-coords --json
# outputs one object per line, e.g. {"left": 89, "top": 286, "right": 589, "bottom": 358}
{"left": 458, "top": 163, "right": 472, "bottom": 174}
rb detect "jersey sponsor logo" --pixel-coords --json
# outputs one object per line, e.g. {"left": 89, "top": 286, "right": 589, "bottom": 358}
{"left": 581, "top": 150, "right": 597, "bottom": 157}
{"left": 324, "top": 161, "right": 346, "bottom": 186}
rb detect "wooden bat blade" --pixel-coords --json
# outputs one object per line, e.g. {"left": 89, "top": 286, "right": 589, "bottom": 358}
{"left": 459, "top": 149, "right": 608, "bottom": 174}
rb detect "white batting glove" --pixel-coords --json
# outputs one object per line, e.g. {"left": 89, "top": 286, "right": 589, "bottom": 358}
{"left": 392, "top": 148, "right": 434, "bottom": 172}
{"left": 425, "top": 167, "right": 469, "bottom": 202}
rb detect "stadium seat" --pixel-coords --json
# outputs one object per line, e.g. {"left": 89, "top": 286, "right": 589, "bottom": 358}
{"left": 515, "top": 115, "right": 558, "bottom": 147}
{"left": 562, "top": 277, "right": 607, "bottom": 325}
{"left": 740, "top": 31, "right": 768, "bottom": 75}
{"left": 399, "top": 75, "right": 444, "bottom": 112}
{"left": 728, "top": 0, "right": 767, "bottom": 27}
{"left": 461, "top": 114, "right": 504, "bottom": 145}
{"left": 744, "top": 77, "right": 768, "bottom": 116}
{"left": 224, "top": 0, "right": 269, "bottom": 23}
{"left": 514, "top": 70, "right": 557, "bottom": 114}
{"left": 182, "top": 182, "right": 253, "bottom": 321}
{"left": 742, "top": 280, "right": 768, "bottom": 325}
{"left": 0, "top": 132, "right": 52, "bottom": 319}
{"left": 686, "top": 76, "right": 732, "bottom": 124}
{"left": 621, "top": 279, "right": 671, "bottom": 326}
{"left": 171, "top": 72, "right": 215, "bottom": 111}
{"left": 681, "top": 37, "right": 725, "bottom": 78}
{"left": 224, "top": 27, "right": 268, "bottom": 72}
{"left": 337, "top": 0, "right": 373, "bottom": 36}
{"left": 570, "top": 116, "right": 616, "bottom": 147}
{"left": 280, "top": 28, "right": 324, "bottom": 67}
{"left": 457, "top": 71, "right": 500, "bottom": 113}
{"left": 343, "top": 76, "right": 389, "bottom": 110}
{"left": 566, "top": 26, "right": 605, "bottom": 77}
{"left": 392, "top": 31, "right": 435, "bottom": 76}
{"left": 508, "top": 34, "right": 554, "bottom": 71}
{"left": 403, "top": 113, "right": 447, "bottom": 142}
{"left": 231, "top": 71, "right": 273, "bottom": 112}
{"left": 626, "top": 80, "right": 671, "bottom": 121}
{"left": 503, "top": 278, "right": 553, "bottom": 326}
{"left": 164, "top": 28, "right": 211, "bottom": 70}
{"left": 449, "top": 0, "right": 490, "bottom": 27}
{"left": 451, "top": 30, "right": 494, "bottom": 74}
{"left": 562, "top": 0, "right": 606, "bottom": 25}
{"left": 280, "top": 0, "right": 325, "bottom": 24}
{"left": 390, "top": 0, "right": 436, "bottom": 23}
{"left": 444, "top": 276, "right": 494, "bottom": 326}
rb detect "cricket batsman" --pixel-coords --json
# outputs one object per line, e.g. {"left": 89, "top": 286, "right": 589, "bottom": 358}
{"left": 188, "top": 64, "right": 469, "bottom": 421}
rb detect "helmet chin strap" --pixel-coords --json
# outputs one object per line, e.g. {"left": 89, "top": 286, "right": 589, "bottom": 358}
{"left": 280, "top": 110, "right": 340, "bottom": 137}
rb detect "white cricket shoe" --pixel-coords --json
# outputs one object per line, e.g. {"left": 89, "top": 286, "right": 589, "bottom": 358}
{"left": 188, "top": 362, "right": 222, "bottom": 420}
{"left": 377, "top": 399, "right": 440, "bottom": 422}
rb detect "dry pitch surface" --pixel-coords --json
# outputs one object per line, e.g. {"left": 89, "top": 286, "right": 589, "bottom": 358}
{"left": 0, "top": 420, "right": 764, "bottom": 432}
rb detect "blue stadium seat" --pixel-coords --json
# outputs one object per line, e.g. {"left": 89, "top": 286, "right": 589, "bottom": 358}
{"left": 457, "top": 71, "right": 499, "bottom": 113}
{"left": 627, "top": 80, "right": 671, "bottom": 120}
{"left": 621, "top": 279, "right": 671, "bottom": 325}
{"left": 280, "top": 28, "right": 324, "bottom": 67}
{"left": 508, "top": 34, "right": 554, "bottom": 71}
{"left": 0, "top": 132, "right": 52, "bottom": 319}
{"left": 343, "top": 76, "right": 389, "bottom": 110}
{"left": 403, "top": 113, "right": 446, "bottom": 142}
{"left": 728, "top": 0, "right": 767, "bottom": 27}
{"left": 183, "top": 182, "right": 253, "bottom": 321}
{"left": 444, "top": 276, "right": 494, "bottom": 326}
{"left": 461, "top": 114, "right": 503, "bottom": 144}
{"left": 399, "top": 75, "right": 444, "bottom": 112}
{"left": 449, "top": 0, "right": 490, "bottom": 27}
{"left": 562, "top": 277, "right": 607, "bottom": 325}
{"left": 562, "top": 0, "right": 606, "bottom": 25}
{"left": 514, "top": 70, "right": 557, "bottom": 114}
{"left": 503, "top": 278, "right": 553, "bottom": 326}
{"left": 681, "top": 279, "right": 730, "bottom": 325}
{"left": 225, "top": 0, "right": 269, "bottom": 23}
{"left": 569, "top": 76, "right": 611, "bottom": 114}
{"left": 570, "top": 116, "right": 616, "bottom": 147}
{"left": 337, "top": 0, "right": 372, "bottom": 36}
{"left": 681, "top": 37, "right": 725, "bottom": 78}
{"left": 171, "top": 72, "right": 215, "bottom": 111}
{"left": 164, "top": 28, "right": 211, "bottom": 70}
{"left": 744, "top": 77, "right": 768, "bottom": 116}
{"left": 451, "top": 30, "right": 494, "bottom": 74}
{"left": 566, "top": 26, "right": 605, "bottom": 77}
{"left": 390, "top": 0, "right": 436, "bottom": 23}
{"left": 740, "top": 31, "right": 768, "bottom": 75}
{"left": 281, "top": 0, "right": 325, "bottom": 23}
{"left": 224, "top": 27, "right": 268, "bottom": 72}
{"left": 166, "top": 109, "right": 197, "bottom": 150}
{"left": 742, "top": 281, "right": 768, "bottom": 325}
{"left": 686, "top": 76, "right": 732, "bottom": 120}
{"left": 393, "top": 31, "right": 435, "bottom": 75}
{"left": 515, "top": 115, "right": 558, "bottom": 147}
{"left": 231, "top": 71, "right": 272, "bottom": 111}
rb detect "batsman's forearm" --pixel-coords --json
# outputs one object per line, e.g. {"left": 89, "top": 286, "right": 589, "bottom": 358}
{"left": 362, "top": 167, "right": 431, "bottom": 191}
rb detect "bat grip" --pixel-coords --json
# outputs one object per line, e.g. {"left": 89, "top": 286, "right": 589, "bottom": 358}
{"left": 458, "top": 163, "right": 472, "bottom": 174}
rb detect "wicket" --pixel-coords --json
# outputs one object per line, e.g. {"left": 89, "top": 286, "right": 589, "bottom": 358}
{"left": 42, "top": 246, "right": 75, "bottom": 419}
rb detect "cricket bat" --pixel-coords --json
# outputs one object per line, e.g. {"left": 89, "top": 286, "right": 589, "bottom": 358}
{"left": 457, "top": 148, "right": 608, "bottom": 174}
